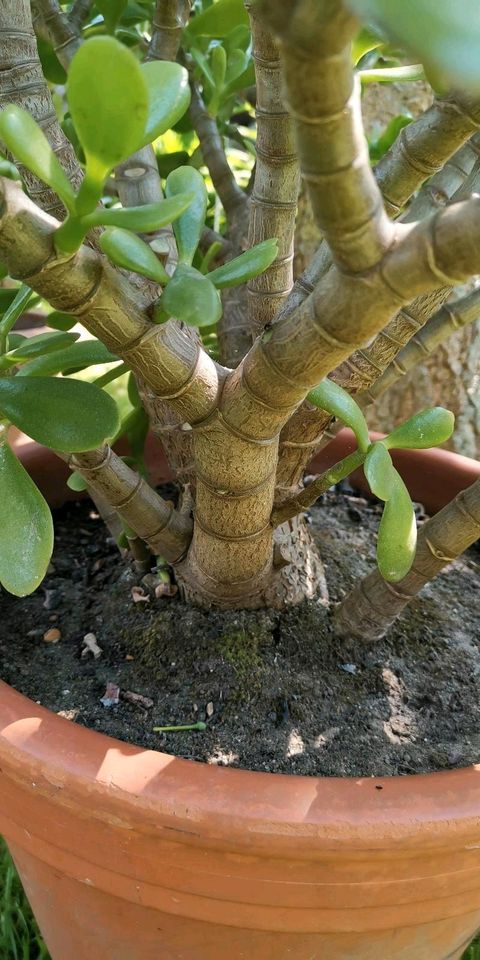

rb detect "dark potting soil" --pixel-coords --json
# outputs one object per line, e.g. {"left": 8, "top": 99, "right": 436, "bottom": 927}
{"left": 1, "top": 487, "right": 480, "bottom": 778}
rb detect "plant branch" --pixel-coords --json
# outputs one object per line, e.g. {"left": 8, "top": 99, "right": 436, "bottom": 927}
{"left": 276, "top": 138, "right": 480, "bottom": 489}
{"left": 258, "top": 0, "right": 393, "bottom": 273}
{"left": 148, "top": 0, "right": 191, "bottom": 61}
{"left": 361, "top": 286, "right": 480, "bottom": 406}
{"left": 271, "top": 449, "right": 364, "bottom": 527}
{"left": 245, "top": 1, "right": 299, "bottom": 334}
{"left": 335, "top": 478, "right": 480, "bottom": 641}
{"left": 229, "top": 194, "right": 480, "bottom": 466}
{"left": 0, "top": 0, "right": 83, "bottom": 219}
{"left": 375, "top": 94, "right": 480, "bottom": 217}
{"left": 189, "top": 80, "right": 248, "bottom": 226}
{"left": 0, "top": 177, "right": 223, "bottom": 425}
{"left": 68, "top": 446, "right": 193, "bottom": 563}
{"left": 276, "top": 131, "right": 480, "bottom": 333}
{"left": 31, "top": 0, "right": 81, "bottom": 70}
{"left": 68, "top": 0, "right": 92, "bottom": 31}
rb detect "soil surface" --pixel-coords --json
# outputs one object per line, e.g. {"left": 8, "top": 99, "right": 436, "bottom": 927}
{"left": 1, "top": 487, "right": 480, "bottom": 777}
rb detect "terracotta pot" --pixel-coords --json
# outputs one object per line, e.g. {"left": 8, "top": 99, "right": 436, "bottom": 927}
{"left": 2, "top": 441, "right": 480, "bottom": 959}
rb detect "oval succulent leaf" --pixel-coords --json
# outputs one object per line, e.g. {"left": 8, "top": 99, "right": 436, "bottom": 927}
{"left": 346, "top": 0, "right": 480, "bottom": 94}
{"left": 96, "top": 0, "right": 127, "bottom": 33}
{"left": 67, "top": 470, "right": 88, "bottom": 492}
{"left": 384, "top": 407, "right": 455, "bottom": 450}
{"left": 17, "top": 340, "right": 117, "bottom": 378}
{"left": 187, "top": 0, "right": 249, "bottom": 37}
{"left": 364, "top": 441, "right": 396, "bottom": 501}
{"left": 140, "top": 61, "right": 191, "bottom": 146}
{"left": 165, "top": 167, "right": 208, "bottom": 266}
{"left": 207, "top": 239, "right": 279, "bottom": 289}
{"left": 84, "top": 193, "right": 194, "bottom": 233}
{"left": 45, "top": 311, "right": 77, "bottom": 332}
{"left": 4, "top": 331, "right": 79, "bottom": 363}
{"left": 0, "top": 377, "right": 120, "bottom": 451}
{"left": 159, "top": 265, "right": 222, "bottom": 327}
{"left": 99, "top": 227, "right": 168, "bottom": 284}
{"left": 0, "top": 441, "right": 53, "bottom": 596}
{"left": 0, "top": 106, "right": 76, "bottom": 212}
{"left": 68, "top": 37, "right": 149, "bottom": 183}
{"left": 211, "top": 44, "right": 227, "bottom": 89}
{"left": 307, "top": 379, "right": 370, "bottom": 453}
{"left": 377, "top": 472, "right": 417, "bottom": 583}
{"left": 0, "top": 285, "right": 39, "bottom": 346}
{"left": 352, "top": 27, "right": 383, "bottom": 65}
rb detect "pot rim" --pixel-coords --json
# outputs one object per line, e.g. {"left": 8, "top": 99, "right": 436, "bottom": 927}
{"left": 2, "top": 442, "right": 480, "bottom": 855}
{"left": 2, "top": 680, "right": 480, "bottom": 856}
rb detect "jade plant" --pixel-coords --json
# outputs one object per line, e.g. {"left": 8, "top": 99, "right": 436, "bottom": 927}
{"left": 0, "top": 0, "right": 479, "bottom": 643}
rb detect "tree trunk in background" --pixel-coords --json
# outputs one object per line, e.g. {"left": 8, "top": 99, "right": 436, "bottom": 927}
{"left": 294, "top": 80, "right": 480, "bottom": 458}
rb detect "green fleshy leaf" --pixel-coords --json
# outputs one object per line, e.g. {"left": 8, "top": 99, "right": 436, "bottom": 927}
{"left": 377, "top": 472, "right": 417, "bottom": 583}
{"left": 207, "top": 239, "right": 278, "bottom": 289}
{"left": 225, "top": 48, "right": 249, "bottom": 85}
{"left": 45, "top": 311, "right": 77, "bottom": 332}
{"left": 0, "top": 159, "right": 21, "bottom": 180}
{"left": 140, "top": 61, "right": 191, "bottom": 147}
{"left": 0, "top": 377, "right": 120, "bottom": 452}
{"left": 0, "top": 442, "right": 53, "bottom": 596}
{"left": 364, "top": 441, "right": 396, "bottom": 501}
{"left": 158, "top": 264, "right": 222, "bottom": 327}
{"left": 67, "top": 470, "right": 88, "bottom": 492}
{"left": 84, "top": 193, "right": 194, "bottom": 232}
{"left": 346, "top": 0, "right": 480, "bottom": 94}
{"left": 369, "top": 114, "right": 412, "bottom": 163}
{"left": 0, "top": 286, "right": 38, "bottom": 348}
{"left": 156, "top": 150, "right": 190, "bottom": 178}
{"left": 359, "top": 64, "right": 424, "bottom": 84}
{"left": 190, "top": 46, "right": 216, "bottom": 88}
{"left": 223, "top": 58, "right": 255, "bottom": 98}
{"left": 17, "top": 340, "right": 117, "bottom": 377}
{"left": 0, "top": 107, "right": 76, "bottom": 213}
{"left": 307, "top": 379, "right": 370, "bottom": 453}
{"left": 4, "top": 334, "right": 26, "bottom": 350}
{"left": 0, "top": 290, "right": 23, "bottom": 314}
{"left": 224, "top": 25, "right": 251, "bottom": 54}
{"left": 187, "top": 0, "right": 248, "bottom": 38}
{"left": 67, "top": 37, "right": 149, "bottom": 203}
{"left": 99, "top": 227, "right": 168, "bottom": 284}
{"left": 364, "top": 442, "right": 417, "bottom": 583}
{"left": 37, "top": 35, "right": 67, "bottom": 84}
{"left": 165, "top": 166, "right": 208, "bottom": 265}
{"left": 3, "top": 332, "right": 79, "bottom": 363}
{"left": 211, "top": 44, "right": 227, "bottom": 89}
{"left": 96, "top": 0, "right": 128, "bottom": 33}
{"left": 384, "top": 407, "right": 455, "bottom": 450}
{"left": 352, "top": 27, "right": 383, "bottom": 64}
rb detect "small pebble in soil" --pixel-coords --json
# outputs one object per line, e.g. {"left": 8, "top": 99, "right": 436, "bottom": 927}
{"left": 100, "top": 682, "right": 120, "bottom": 707}
{"left": 43, "top": 589, "right": 61, "bottom": 610}
{"left": 81, "top": 632, "right": 103, "bottom": 660}
{"left": 43, "top": 627, "right": 61, "bottom": 644}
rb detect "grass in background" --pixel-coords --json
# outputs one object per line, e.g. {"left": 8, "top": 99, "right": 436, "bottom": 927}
{"left": 0, "top": 840, "right": 48, "bottom": 959}
{"left": 1, "top": 837, "right": 479, "bottom": 959}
